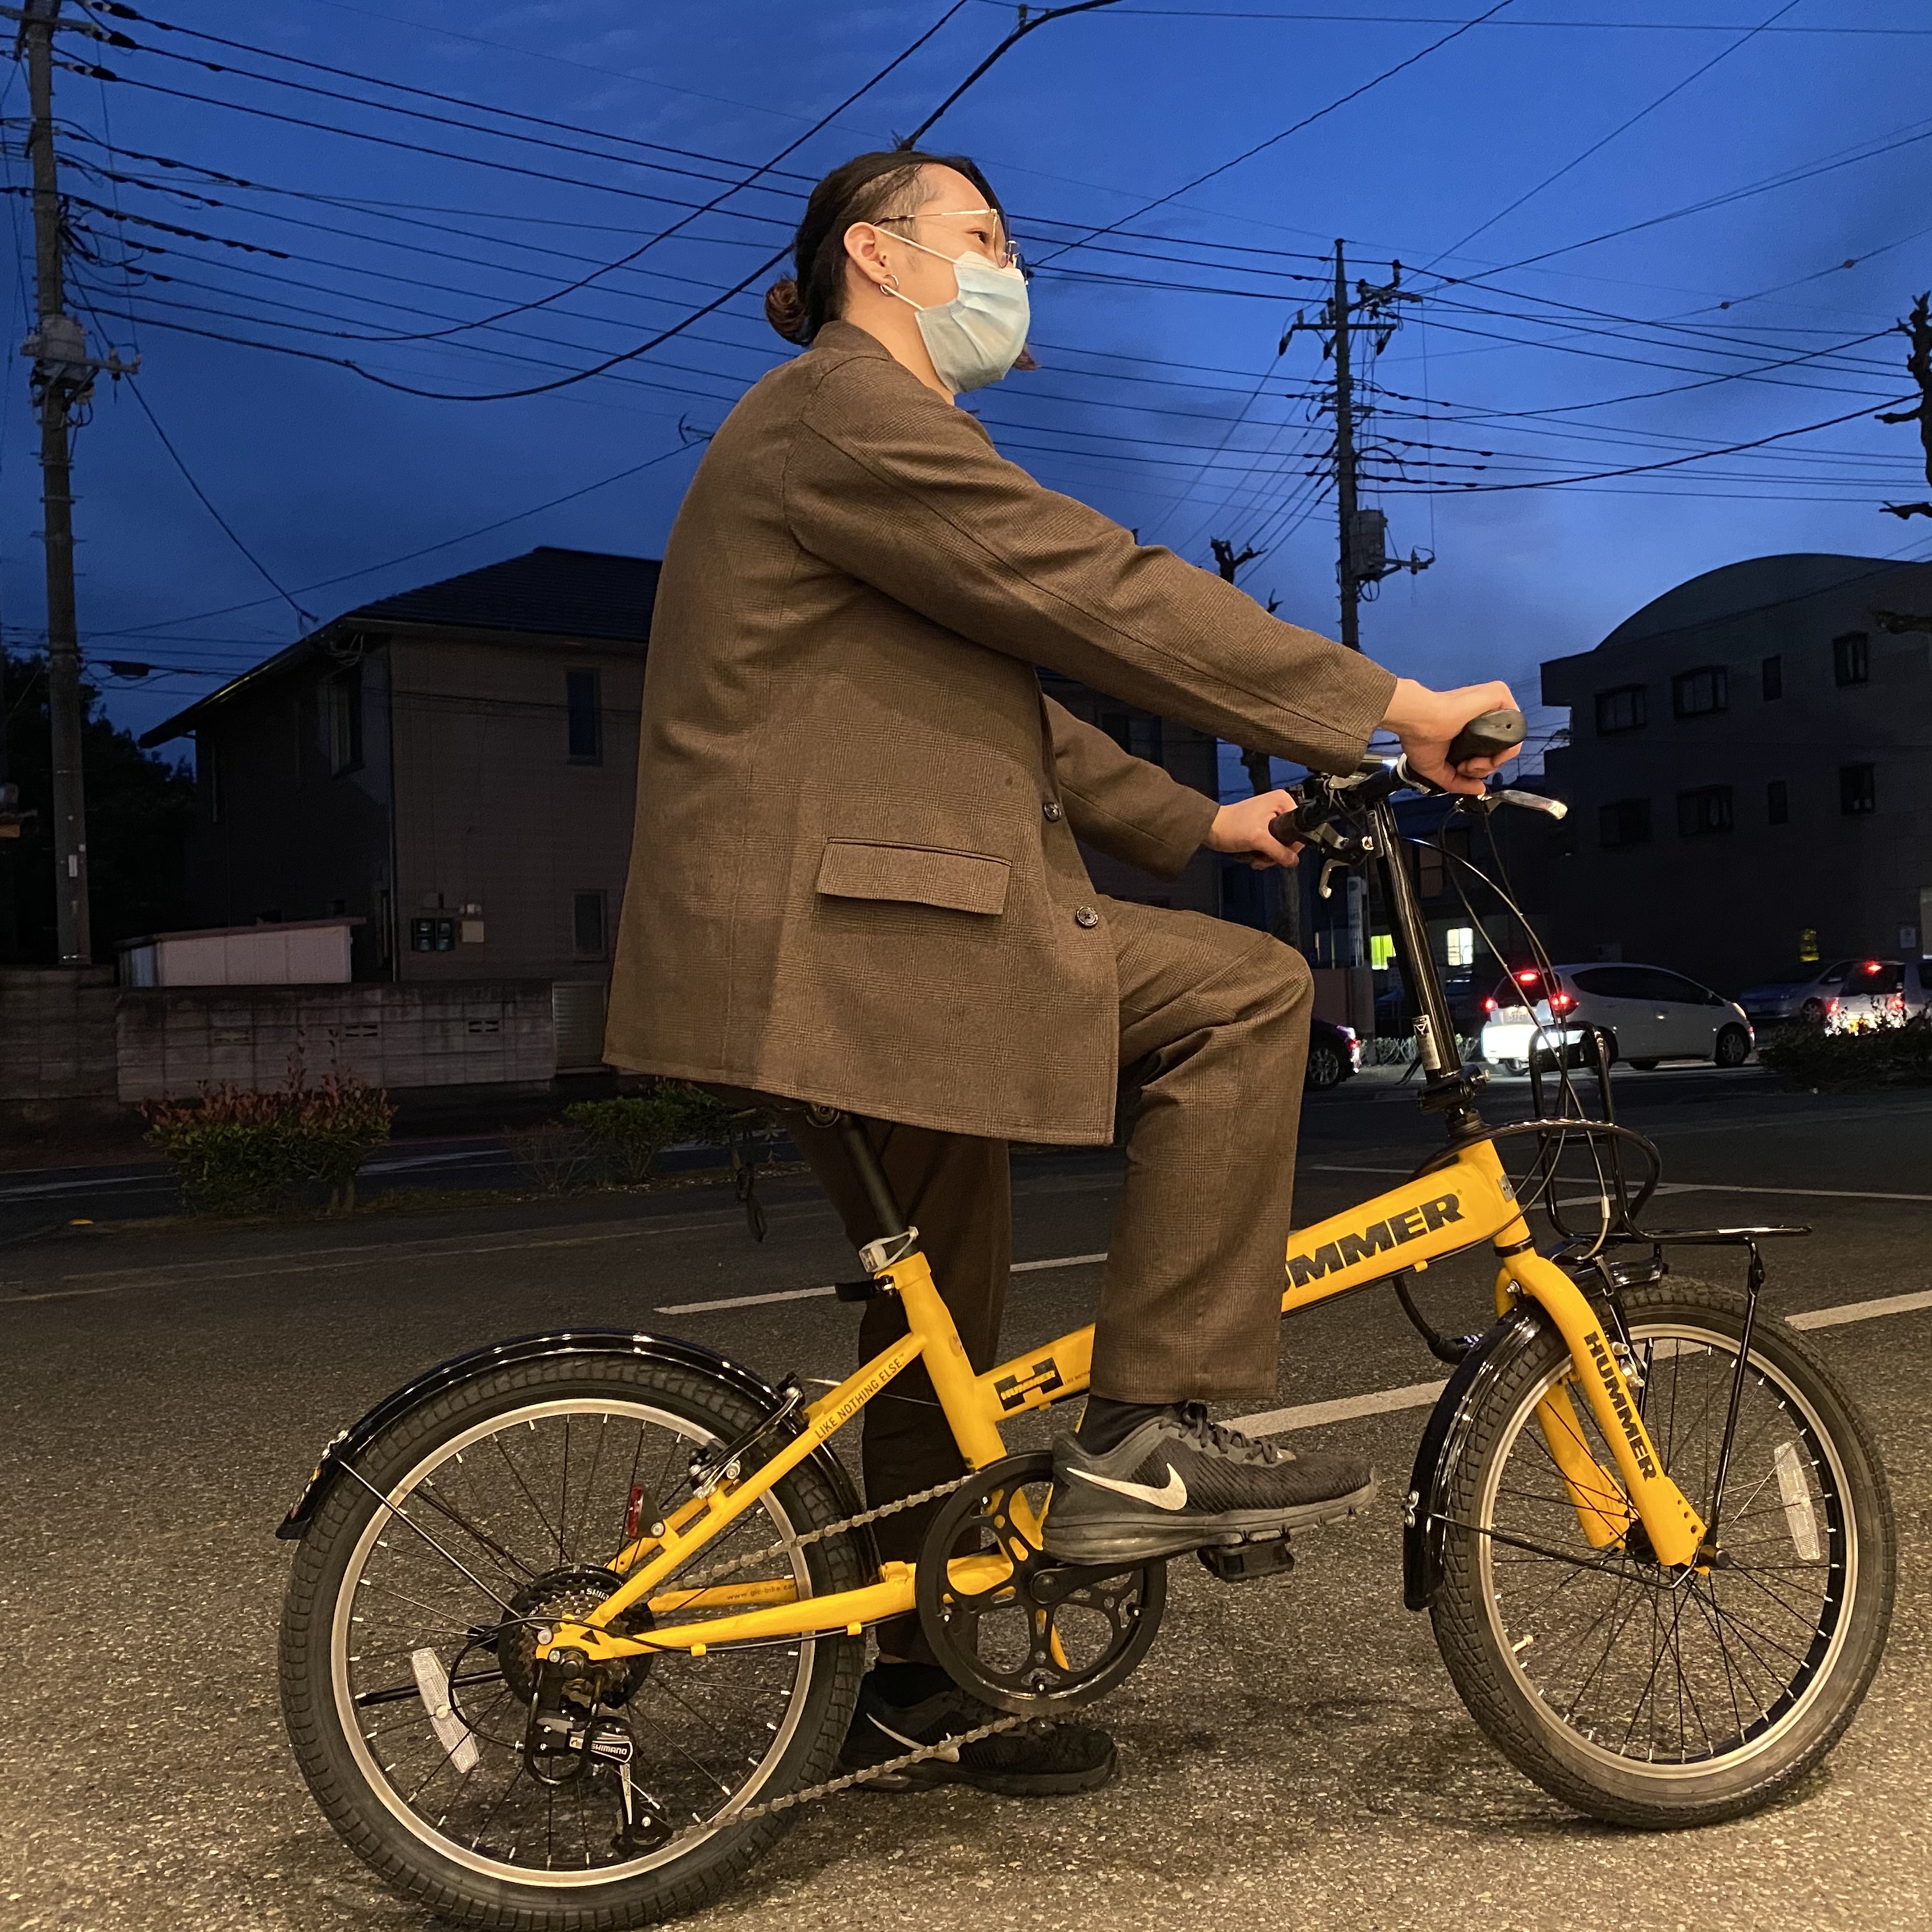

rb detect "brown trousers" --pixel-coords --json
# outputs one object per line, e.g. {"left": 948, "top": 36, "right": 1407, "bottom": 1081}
{"left": 797, "top": 898, "right": 1312, "bottom": 1655}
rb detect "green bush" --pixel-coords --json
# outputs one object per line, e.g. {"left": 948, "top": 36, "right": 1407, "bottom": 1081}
{"left": 141, "top": 1050, "right": 396, "bottom": 1215}
{"left": 563, "top": 1085, "right": 742, "bottom": 1185}
{"left": 1756, "top": 1015, "right": 1932, "bottom": 1091}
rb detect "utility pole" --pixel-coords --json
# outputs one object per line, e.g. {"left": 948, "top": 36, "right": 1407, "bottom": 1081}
{"left": 15, "top": 0, "right": 132, "bottom": 963}
{"left": 1284, "top": 240, "right": 1432, "bottom": 653}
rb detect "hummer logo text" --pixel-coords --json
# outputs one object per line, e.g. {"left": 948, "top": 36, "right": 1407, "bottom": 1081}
{"left": 1584, "top": 1329, "right": 1657, "bottom": 1479}
{"left": 1287, "top": 1194, "right": 1464, "bottom": 1287}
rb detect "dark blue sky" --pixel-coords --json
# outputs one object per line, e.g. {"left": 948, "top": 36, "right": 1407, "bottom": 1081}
{"left": 3, "top": 1, "right": 1928, "bottom": 768}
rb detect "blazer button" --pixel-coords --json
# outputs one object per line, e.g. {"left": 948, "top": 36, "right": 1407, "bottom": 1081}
{"left": 1073, "top": 905, "right": 1101, "bottom": 930}
{"left": 1042, "top": 800, "right": 1064, "bottom": 822}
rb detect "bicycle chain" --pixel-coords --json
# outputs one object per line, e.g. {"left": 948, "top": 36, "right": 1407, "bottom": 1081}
{"left": 624, "top": 1468, "right": 1046, "bottom": 1854}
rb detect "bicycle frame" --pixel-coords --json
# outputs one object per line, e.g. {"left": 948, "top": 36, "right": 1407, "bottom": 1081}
{"left": 544, "top": 776, "right": 1706, "bottom": 1669}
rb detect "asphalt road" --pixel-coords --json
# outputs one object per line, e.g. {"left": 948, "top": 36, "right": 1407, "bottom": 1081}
{"left": 3, "top": 1068, "right": 1929, "bottom": 1932}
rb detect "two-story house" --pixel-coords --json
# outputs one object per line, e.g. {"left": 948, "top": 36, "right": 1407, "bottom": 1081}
{"left": 1538, "top": 553, "right": 1932, "bottom": 991}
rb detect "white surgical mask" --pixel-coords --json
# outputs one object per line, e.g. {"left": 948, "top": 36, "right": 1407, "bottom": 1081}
{"left": 883, "top": 233, "right": 1031, "bottom": 394}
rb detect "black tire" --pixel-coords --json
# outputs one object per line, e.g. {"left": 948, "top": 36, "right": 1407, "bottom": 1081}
{"left": 1714, "top": 1024, "right": 1752, "bottom": 1068}
{"left": 280, "top": 1352, "right": 868, "bottom": 1928}
{"left": 1305, "top": 1041, "right": 1346, "bottom": 1091}
{"left": 1431, "top": 1281, "right": 1894, "bottom": 1828}
{"left": 1627, "top": 1057, "right": 1660, "bottom": 1071}
{"left": 1497, "top": 1059, "right": 1526, "bottom": 1077}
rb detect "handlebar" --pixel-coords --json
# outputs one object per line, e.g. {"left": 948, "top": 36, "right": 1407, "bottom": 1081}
{"left": 1445, "top": 707, "right": 1526, "bottom": 769}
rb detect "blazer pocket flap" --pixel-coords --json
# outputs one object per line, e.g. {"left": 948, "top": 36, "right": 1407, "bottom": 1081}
{"left": 816, "top": 840, "right": 1011, "bottom": 916}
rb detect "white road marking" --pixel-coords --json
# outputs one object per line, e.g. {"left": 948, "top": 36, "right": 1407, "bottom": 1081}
{"left": 1309, "top": 1163, "right": 1932, "bottom": 1205}
{"left": 1787, "top": 1287, "right": 1932, "bottom": 1331}
{"left": 654, "top": 1250, "right": 1110, "bottom": 1315}
{"left": 1229, "top": 1381, "right": 1449, "bottom": 1436}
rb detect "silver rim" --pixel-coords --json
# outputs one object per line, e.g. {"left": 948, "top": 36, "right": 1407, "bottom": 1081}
{"left": 1475, "top": 1320, "right": 1857, "bottom": 1779}
{"left": 328, "top": 1397, "right": 820, "bottom": 1886}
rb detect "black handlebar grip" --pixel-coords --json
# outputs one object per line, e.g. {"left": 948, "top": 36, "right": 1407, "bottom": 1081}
{"left": 1445, "top": 707, "right": 1526, "bottom": 769}
{"left": 1268, "top": 809, "right": 1298, "bottom": 845}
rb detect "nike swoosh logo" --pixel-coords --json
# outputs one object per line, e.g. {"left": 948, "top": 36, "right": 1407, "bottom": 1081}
{"left": 1068, "top": 1463, "right": 1188, "bottom": 1510}
{"left": 869, "top": 1716, "right": 959, "bottom": 1762}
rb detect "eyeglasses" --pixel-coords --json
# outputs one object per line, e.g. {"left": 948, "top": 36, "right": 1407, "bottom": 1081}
{"left": 875, "top": 206, "right": 1027, "bottom": 276}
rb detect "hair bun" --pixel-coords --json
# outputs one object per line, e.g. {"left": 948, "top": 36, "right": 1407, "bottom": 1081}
{"left": 764, "top": 277, "right": 809, "bottom": 343}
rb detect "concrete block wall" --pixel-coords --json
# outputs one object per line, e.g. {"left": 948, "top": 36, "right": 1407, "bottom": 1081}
{"left": 114, "top": 980, "right": 557, "bottom": 1102}
{"left": 0, "top": 968, "right": 119, "bottom": 1101}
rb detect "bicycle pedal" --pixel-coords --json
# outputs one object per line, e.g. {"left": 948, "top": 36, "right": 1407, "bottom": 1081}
{"left": 1197, "top": 1535, "right": 1296, "bottom": 1584}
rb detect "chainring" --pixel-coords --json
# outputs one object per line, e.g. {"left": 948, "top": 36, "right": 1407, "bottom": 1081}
{"left": 914, "top": 1450, "right": 1166, "bottom": 1717}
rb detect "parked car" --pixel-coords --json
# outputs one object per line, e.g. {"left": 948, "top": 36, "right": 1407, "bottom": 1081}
{"left": 1305, "top": 1016, "right": 1361, "bottom": 1091}
{"left": 1480, "top": 963, "right": 1754, "bottom": 1071}
{"left": 1735, "top": 958, "right": 1865, "bottom": 1030}
{"left": 1823, "top": 958, "right": 1931, "bottom": 1033}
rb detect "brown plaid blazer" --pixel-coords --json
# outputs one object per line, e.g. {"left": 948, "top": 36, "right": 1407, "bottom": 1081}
{"left": 606, "top": 322, "right": 1396, "bottom": 1143}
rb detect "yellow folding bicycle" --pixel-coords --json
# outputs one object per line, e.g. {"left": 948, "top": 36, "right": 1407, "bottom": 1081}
{"left": 279, "top": 728, "right": 1895, "bottom": 1928}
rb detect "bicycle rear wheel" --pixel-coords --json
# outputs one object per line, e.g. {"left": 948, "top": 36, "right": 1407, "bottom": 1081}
{"left": 280, "top": 1351, "right": 866, "bottom": 1928}
{"left": 1432, "top": 1281, "right": 1894, "bottom": 1827}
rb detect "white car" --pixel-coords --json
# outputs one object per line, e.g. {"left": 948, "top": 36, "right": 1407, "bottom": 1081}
{"left": 1480, "top": 963, "right": 1755, "bottom": 1072}
{"left": 1825, "top": 958, "right": 1929, "bottom": 1033}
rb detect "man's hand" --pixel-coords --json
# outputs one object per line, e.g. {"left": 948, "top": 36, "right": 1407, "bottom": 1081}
{"left": 1206, "top": 790, "right": 1302, "bottom": 870}
{"left": 1381, "top": 677, "right": 1522, "bottom": 795}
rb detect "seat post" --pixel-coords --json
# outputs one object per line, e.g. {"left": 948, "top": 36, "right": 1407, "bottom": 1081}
{"left": 833, "top": 1112, "right": 908, "bottom": 1240}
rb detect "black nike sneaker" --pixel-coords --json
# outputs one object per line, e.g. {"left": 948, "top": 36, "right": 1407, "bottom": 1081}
{"left": 1042, "top": 1403, "right": 1376, "bottom": 1564}
{"left": 838, "top": 1664, "right": 1117, "bottom": 1797}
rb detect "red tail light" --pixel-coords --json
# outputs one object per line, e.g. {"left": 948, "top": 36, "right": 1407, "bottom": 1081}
{"left": 1549, "top": 991, "right": 1576, "bottom": 1013}
{"left": 1515, "top": 969, "right": 1539, "bottom": 986}
{"left": 1482, "top": 996, "right": 1497, "bottom": 1013}
{"left": 1826, "top": 997, "right": 1840, "bottom": 1016}
{"left": 1860, "top": 960, "right": 1882, "bottom": 975}
{"left": 1889, "top": 993, "right": 1905, "bottom": 1013}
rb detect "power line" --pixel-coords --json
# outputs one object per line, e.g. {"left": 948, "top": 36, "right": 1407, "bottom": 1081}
{"left": 1030, "top": 0, "right": 1516, "bottom": 270}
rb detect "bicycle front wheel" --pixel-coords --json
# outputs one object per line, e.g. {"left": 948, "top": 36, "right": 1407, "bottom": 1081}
{"left": 1432, "top": 1281, "right": 1895, "bottom": 1827}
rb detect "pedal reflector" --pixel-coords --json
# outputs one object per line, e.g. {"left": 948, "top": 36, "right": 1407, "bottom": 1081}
{"left": 1773, "top": 1441, "right": 1821, "bottom": 1562}
{"left": 410, "top": 1646, "right": 480, "bottom": 1774}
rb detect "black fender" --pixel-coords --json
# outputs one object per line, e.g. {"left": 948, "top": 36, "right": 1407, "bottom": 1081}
{"left": 1401, "top": 1303, "right": 1544, "bottom": 1612}
{"left": 276, "top": 1328, "right": 871, "bottom": 1558}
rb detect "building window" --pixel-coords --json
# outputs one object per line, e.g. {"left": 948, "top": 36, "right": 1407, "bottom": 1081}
{"left": 1594, "top": 685, "right": 1646, "bottom": 735}
{"left": 567, "top": 668, "right": 602, "bottom": 764}
{"left": 1368, "top": 933, "right": 1395, "bottom": 970}
{"left": 1598, "top": 798, "right": 1651, "bottom": 849}
{"left": 572, "top": 889, "right": 608, "bottom": 958}
{"left": 1445, "top": 926, "right": 1475, "bottom": 967}
{"left": 325, "top": 667, "right": 363, "bottom": 775}
{"left": 1677, "top": 785, "right": 1734, "bottom": 837}
{"left": 1761, "top": 654, "right": 1782, "bottom": 700}
{"left": 1672, "top": 666, "right": 1728, "bottom": 718}
{"left": 1839, "top": 763, "right": 1876, "bottom": 816}
{"left": 1767, "top": 779, "right": 1789, "bottom": 825}
{"left": 1832, "top": 632, "right": 1869, "bottom": 687}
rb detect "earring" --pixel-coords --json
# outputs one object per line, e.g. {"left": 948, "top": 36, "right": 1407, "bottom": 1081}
{"left": 881, "top": 272, "right": 900, "bottom": 296}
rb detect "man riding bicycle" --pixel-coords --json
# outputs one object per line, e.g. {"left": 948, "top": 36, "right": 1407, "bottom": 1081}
{"left": 607, "top": 149, "right": 1519, "bottom": 1799}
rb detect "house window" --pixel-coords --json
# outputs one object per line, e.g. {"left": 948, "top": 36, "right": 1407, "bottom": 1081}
{"left": 566, "top": 668, "right": 602, "bottom": 764}
{"left": 1832, "top": 632, "right": 1868, "bottom": 687}
{"left": 1672, "top": 666, "right": 1728, "bottom": 718}
{"left": 1839, "top": 763, "right": 1876, "bottom": 816}
{"left": 572, "top": 889, "right": 608, "bottom": 958}
{"left": 1761, "top": 655, "right": 1782, "bottom": 700}
{"left": 325, "top": 667, "right": 363, "bottom": 775}
{"left": 1598, "top": 799, "right": 1651, "bottom": 849}
{"left": 1677, "top": 785, "right": 1733, "bottom": 836}
{"left": 1767, "top": 779, "right": 1789, "bottom": 825}
{"left": 1445, "top": 926, "right": 1475, "bottom": 967}
{"left": 1594, "top": 685, "right": 1646, "bottom": 735}
{"left": 1368, "top": 933, "right": 1395, "bottom": 969}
